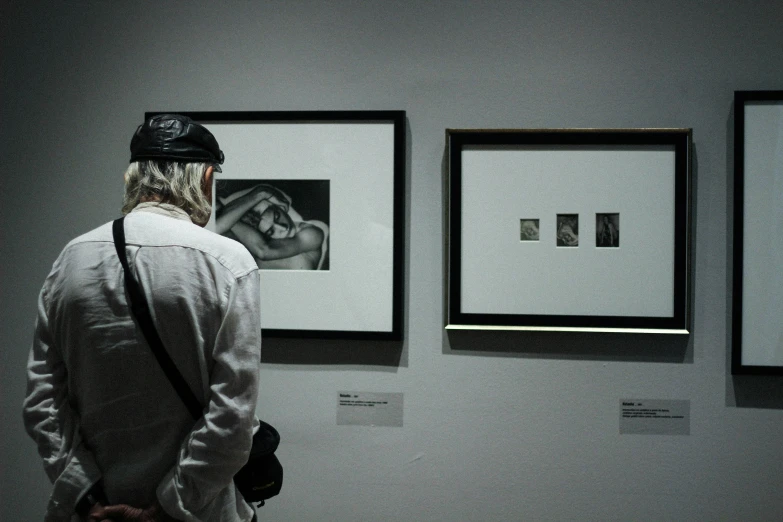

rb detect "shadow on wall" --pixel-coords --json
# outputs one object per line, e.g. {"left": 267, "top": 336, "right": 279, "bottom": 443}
{"left": 730, "top": 376, "right": 783, "bottom": 409}
{"left": 444, "top": 329, "right": 691, "bottom": 363}
{"left": 261, "top": 337, "right": 404, "bottom": 369}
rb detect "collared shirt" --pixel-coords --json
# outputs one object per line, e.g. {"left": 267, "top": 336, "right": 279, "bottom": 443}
{"left": 23, "top": 204, "right": 262, "bottom": 521}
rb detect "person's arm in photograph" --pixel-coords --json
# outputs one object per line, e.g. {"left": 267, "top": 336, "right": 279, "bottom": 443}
{"left": 215, "top": 184, "right": 291, "bottom": 235}
{"left": 87, "top": 499, "right": 177, "bottom": 522}
{"left": 156, "top": 269, "right": 262, "bottom": 521}
{"left": 22, "top": 284, "right": 103, "bottom": 521}
{"left": 232, "top": 221, "right": 324, "bottom": 261}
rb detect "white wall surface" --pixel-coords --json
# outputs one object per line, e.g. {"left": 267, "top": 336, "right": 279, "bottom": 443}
{"left": 2, "top": 1, "right": 783, "bottom": 520}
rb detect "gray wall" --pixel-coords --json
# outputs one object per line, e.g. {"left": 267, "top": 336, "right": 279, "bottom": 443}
{"left": 2, "top": 1, "right": 782, "bottom": 520}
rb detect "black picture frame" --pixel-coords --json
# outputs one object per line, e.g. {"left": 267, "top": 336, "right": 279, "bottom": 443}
{"left": 732, "top": 91, "right": 783, "bottom": 374}
{"left": 146, "top": 111, "right": 406, "bottom": 341}
{"left": 446, "top": 128, "right": 692, "bottom": 333}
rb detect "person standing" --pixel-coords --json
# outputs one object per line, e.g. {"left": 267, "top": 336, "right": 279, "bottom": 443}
{"left": 23, "top": 114, "right": 262, "bottom": 521}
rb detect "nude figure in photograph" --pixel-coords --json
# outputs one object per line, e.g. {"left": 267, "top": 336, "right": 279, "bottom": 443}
{"left": 520, "top": 219, "right": 540, "bottom": 241}
{"left": 556, "top": 214, "right": 579, "bottom": 247}
{"left": 216, "top": 182, "right": 329, "bottom": 270}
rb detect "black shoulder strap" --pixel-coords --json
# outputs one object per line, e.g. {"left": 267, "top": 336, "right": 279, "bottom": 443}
{"left": 112, "top": 217, "right": 203, "bottom": 420}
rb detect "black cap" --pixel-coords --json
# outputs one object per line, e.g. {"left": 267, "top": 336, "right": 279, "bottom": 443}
{"left": 130, "top": 114, "right": 224, "bottom": 170}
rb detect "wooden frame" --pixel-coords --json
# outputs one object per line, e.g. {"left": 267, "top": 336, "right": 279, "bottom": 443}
{"left": 147, "top": 111, "right": 406, "bottom": 340}
{"left": 732, "top": 91, "right": 783, "bottom": 374}
{"left": 446, "top": 128, "right": 691, "bottom": 333}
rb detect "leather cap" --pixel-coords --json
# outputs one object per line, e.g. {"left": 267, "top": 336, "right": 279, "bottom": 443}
{"left": 130, "top": 114, "right": 224, "bottom": 170}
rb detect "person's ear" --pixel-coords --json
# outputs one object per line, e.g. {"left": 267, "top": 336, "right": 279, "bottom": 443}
{"left": 203, "top": 166, "right": 214, "bottom": 201}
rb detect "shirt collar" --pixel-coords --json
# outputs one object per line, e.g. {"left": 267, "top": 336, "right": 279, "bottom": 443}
{"left": 131, "top": 202, "right": 193, "bottom": 223}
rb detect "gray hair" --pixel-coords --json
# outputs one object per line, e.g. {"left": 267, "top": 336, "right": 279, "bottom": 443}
{"left": 122, "top": 160, "right": 212, "bottom": 226}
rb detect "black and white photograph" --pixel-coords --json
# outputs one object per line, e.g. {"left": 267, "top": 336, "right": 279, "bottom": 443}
{"left": 216, "top": 179, "right": 330, "bottom": 270}
{"left": 596, "top": 213, "right": 620, "bottom": 247}
{"left": 520, "top": 219, "right": 540, "bottom": 241}
{"left": 556, "top": 214, "right": 579, "bottom": 247}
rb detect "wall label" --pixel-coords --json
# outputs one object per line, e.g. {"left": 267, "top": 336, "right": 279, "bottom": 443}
{"left": 337, "top": 391, "right": 403, "bottom": 427}
{"left": 619, "top": 399, "right": 690, "bottom": 435}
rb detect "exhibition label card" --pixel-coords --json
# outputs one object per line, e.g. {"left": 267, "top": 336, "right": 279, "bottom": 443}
{"left": 619, "top": 399, "right": 690, "bottom": 435}
{"left": 337, "top": 391, "right": 403, "bottom": 427}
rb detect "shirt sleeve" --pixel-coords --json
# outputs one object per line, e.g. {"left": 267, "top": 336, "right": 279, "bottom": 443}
{"left": 22, "top": 285, "right": 103, "bottom": 521}
{"left": 157, "top": 269, "right": 262, "bottom": 520}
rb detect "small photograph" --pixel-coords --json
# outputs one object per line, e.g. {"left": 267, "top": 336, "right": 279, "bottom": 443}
{"left": 215, "top": 179, "right": 330, "bottom": 270}
{"left": 556, "top": 214, "right": 579, "bottom": 247}
{"left": 520, "top": 219, "right": 540, "bottom": 241}
{"left": 596, "top": 213, "right": 620, "bottom": 247}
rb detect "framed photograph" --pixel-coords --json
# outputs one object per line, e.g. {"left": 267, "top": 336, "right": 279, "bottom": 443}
{"left": 446, "top": 128, "right": 691, "bottom": 333}
{"left": 147, "top": 111, "right": 406, "bottom": 340}
{"left": 732, "top": 91, "right": 783, "bottom": 374}
{"left": 556, "top": 213, "right": 579, "bottom": 247}
{"left": 519, "top": 219, "right": 540, "bottom": 241}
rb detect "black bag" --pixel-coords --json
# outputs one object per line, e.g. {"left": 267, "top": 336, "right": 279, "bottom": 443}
{"left": 112, "top": 217, "right": 283, "bottom": 505}
{"left": 234, "top": 421, "right": 283, "bottom": 501}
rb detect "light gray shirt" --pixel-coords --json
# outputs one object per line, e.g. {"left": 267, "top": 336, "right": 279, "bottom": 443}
{"left": 23, "top": 204, "right": 262, "bottom": 521}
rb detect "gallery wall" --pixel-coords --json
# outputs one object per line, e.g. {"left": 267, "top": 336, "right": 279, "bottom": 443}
{"left": 2, "top": 1, "right": 783, "bottom": 520}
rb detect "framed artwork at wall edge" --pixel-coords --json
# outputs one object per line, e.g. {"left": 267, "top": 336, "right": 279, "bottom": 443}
{"left": 732, "top": 91, "right": 783, "bottom": 374}
{"left": 446, "top": 128, "right": 692, "bottom": 333}
{"left": 146, "top": 111, "right": 406, "bottom": 341}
